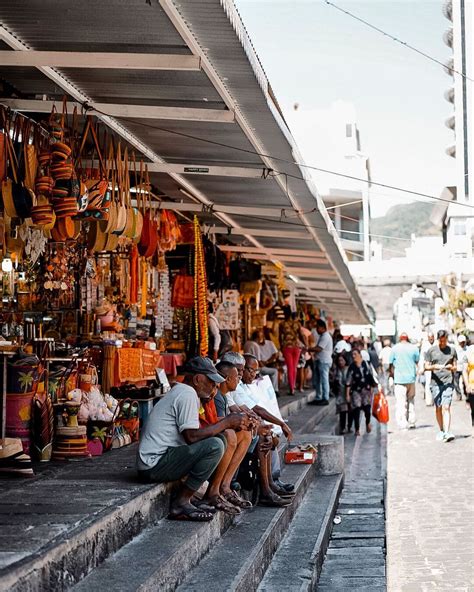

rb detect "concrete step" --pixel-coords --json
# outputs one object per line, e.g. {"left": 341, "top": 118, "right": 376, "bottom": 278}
{"left": 72, "top": 511, "right": 234, "bottom": 592}
{"left": 175, "top": 461, "right": 317, "bottom": 592}
{"left": 258, "top": 473, "right": 343, "bottom": 592}
{"left": 71, "top": 459, "right": 322, "bottom": 592}
{"left": 175, "top": 435, "right": 343, "bottom": 592}
{"left": 0, "top": 445, "right": 176, "bottom": 592}
{"left": 0, "top": 392, "right": 333, "bottom": 592}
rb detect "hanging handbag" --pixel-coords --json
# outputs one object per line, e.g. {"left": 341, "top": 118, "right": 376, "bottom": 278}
{"left": 171, "top": 272, "right": 194, "bottom": 308}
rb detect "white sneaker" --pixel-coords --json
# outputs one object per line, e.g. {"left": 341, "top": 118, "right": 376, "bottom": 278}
{"left": 436, "top": 431, "right": 445, "bottom": 441}
{"left": 408, "top": 423, "right": 416, "bottom": 430}
{"left": 443, "top": 432, "right": 455, "bottom": 442}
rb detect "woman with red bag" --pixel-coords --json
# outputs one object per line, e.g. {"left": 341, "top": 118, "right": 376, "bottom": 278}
{"left": 345, "top": 348, "right": 378, "bottom": 436}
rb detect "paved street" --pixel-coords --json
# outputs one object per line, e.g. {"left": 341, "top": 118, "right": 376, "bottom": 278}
{"left": 386, "top": 389, "right": 474, "bottom": 591}
{"left": 318, "top": 420, "right": 386, "bottom": 591}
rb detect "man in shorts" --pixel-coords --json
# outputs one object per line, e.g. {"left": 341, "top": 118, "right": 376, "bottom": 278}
{"left": 424, "top": 330, "right": 457, "bottom": 442}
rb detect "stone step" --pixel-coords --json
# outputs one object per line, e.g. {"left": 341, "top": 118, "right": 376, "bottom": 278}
{"left": 258, "top": 474, "right": 343, "bottom": 592}
{"left": 72, "top": 460, "right": 317, "bottom": 592}
{"left": 175, "top": 461, "right": 317, "bottom": 592}
{"left": 0, "top": 392, "right": 332, "bottom": 592}
{"left": 174, "top": 435, "right": 343, "bottom": 592}
{"left": 0, "top": 446, "right": 175, "bottom": 592}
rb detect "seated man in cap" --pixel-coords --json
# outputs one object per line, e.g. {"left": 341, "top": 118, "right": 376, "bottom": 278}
{"left": 137, "top": 356, "right": 249, "bottom": 521}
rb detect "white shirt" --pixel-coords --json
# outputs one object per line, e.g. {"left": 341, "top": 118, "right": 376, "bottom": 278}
{"left": 243, "top": 340, "right": 261, "bottom": 359}
{"left": 208, "top": 314, "right": 221, "bottom": 352}
{"left": 334, "top": 339, "right": 351, "bottom": 354}
{"left": 259, "top": 339, "right": 278, "bottom": 362}
{"left": 232, "top": 377, "right": 283, "bottom": 436}
{"left": 314, "top": 330, "right": 333, "bottom": 364}
{"left": 379, "top": 346, "right": 392, "bottom": 366}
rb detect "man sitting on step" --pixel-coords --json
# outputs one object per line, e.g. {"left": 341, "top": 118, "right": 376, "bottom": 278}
{"left": 197, "top": 365, "right": 254, "bottom": 514}
{"left": 218, "top": 354, "right": 295, "bottom": 507}
{"left": 137, "top": 356, "right": 250, "bottom": 522}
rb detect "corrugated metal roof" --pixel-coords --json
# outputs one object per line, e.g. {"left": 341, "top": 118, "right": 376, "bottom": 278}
{"left": 0, "top": 0, "right": 369, "bottom": 322}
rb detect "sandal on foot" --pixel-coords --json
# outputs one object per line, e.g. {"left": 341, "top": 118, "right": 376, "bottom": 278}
{"left": 223, "top": 490, "right": 253, "bottom": 508}
{"left": 168, "top": 504, "right": 213, "bottom": 522}
{"left": 191, "top": 498, "right": 217, "bottom": 514}
{"left": 206, "top": 495, "right": 241, "bottom": 515}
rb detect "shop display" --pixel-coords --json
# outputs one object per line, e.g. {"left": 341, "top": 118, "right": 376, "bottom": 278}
{"left": 0, "top": 100, "right": 291, "bottom": 477}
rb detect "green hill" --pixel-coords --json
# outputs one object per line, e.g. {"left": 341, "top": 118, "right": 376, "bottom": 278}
{"left": 370, "top": 202, "right": 439, "bottom": 257}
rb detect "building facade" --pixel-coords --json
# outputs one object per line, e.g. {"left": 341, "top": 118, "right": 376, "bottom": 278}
{"left": 442, "top": 0, "right": 473, "bottom": 262}
{"left": 321, "top": 119, "right": 372, "bottom": 262}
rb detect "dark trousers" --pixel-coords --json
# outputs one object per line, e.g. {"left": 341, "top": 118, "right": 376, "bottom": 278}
{"left": 138, "top": 436, "right": 226, "bottom": 491}
{"left": 339, "top": 411, "right": 348, "bottom": 432}
{"left": 468, "top": 395, "right": 474, "bottom": 426}
{"left": 350, "top": 405, "right": 371, "bottom": 432}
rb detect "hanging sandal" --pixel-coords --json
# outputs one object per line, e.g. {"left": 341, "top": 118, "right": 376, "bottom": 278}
{"left": 223, "top": 490, "right": 253, "bottom": 509}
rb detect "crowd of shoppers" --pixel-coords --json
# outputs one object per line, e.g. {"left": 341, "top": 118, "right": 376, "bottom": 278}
{"left": 136, "top": 310, "right": 474, "bottom": 522}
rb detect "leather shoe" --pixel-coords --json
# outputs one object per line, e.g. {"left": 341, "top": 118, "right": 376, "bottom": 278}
{"left": 275, "top": 479, "right": 295, "bottom": 492}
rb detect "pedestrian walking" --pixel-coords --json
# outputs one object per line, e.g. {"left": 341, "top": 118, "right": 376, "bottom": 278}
{"left": 331, "top": 354, "right": 349, "bottom": 433}
{"left": 345, "top": 349, "right": 378, "bottom": 436}
{"left": 379, "top": 339, "right": 393, "bottom": 396}
{"left": 279, "top": 310, "right": 303, "bottom": 396}
{"left": 419, "top": 332, "right": 435, "bottom": 405}
{"left": 389, "top": 333, "right": 420, "bottom": 429}
{"left": 310, "top": 319, "right": 333, "bottom": 406}
{"left": 461, "top": 343, "right": 474, "bottom": 427}
{"left": 454, "top": 334, "right": 467, "bottom": 401}
{"left": 424, "top": 330, "right": 457, "bottom": 442}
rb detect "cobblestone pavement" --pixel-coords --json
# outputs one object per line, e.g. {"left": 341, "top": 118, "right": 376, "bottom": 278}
{"left": 317, "top": 420, "right": 387, "bottom": 591}
{"left": 386, "top": 388, "right": 474, "bottom": 591}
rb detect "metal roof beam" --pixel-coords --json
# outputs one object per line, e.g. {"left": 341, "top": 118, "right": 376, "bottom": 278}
{"left": 218, "top": 245, "right": 326, "bottom": 258}
{"left": 208, "top": 226, "right": 309, "bottom": 239}
{"left": 1, "top": 99, "right": 235, "bottom": 123}
{"left": 0, "top": 50, "right": 201, "bottom": 70}
{"left": 145, "top": 162, "right": 266, "bottom": 178}
{"left": 138, "top": 201, "right": 291, "bottom": 218}
{"left": 240, "top": 254, "right": 327, "bottom": 264}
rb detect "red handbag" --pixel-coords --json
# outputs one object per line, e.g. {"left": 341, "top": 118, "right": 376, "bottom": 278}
{"left": 372, "top": 389, "right": 389, "bottom": 424}
{"left": 171, "top": 273, "right": 194, "bottom": 308}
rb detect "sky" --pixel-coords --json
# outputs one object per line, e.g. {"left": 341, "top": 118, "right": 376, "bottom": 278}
{"left": 235, "top": 0, "right": 456, "bottom": 218}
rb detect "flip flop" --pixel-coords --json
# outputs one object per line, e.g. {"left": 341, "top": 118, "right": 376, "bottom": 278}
{"left": 168, "top": 505, "right": 214, "bottom": 522}
{"left": 223, "top": 490, "right": 253, "bottom": 509}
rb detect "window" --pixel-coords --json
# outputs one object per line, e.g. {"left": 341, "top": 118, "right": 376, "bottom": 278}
{"left": 453, "top": 222, "right": 466, "bottom": 236}
{"left": 346, "top": 124, "right": 352, "bottom": 138}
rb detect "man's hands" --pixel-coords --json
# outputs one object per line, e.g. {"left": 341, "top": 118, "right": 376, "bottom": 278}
{"left": 226, "top": 413, "right": 251, "bottom": 431}
{"left": 282, "top": 422, "right": 293, "bottom": 441}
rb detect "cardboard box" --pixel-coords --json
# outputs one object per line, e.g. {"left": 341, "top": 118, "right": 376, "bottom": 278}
{"left": 284, "top": 444, "right": 317, "bottom": 465}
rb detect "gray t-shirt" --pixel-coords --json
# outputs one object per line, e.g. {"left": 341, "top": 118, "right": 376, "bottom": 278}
{"left": 425, "top": 345, "right": 457, "bottom": 387}
{"left": 214, "top": 390, "right": 229, "bottom": 418}
{"left": 137, "top": 383, "right": 199, "bottom": 471}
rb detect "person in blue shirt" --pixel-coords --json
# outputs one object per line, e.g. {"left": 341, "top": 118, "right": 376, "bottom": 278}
{"left": 389, "top": 333, "right": 420, "bottom": 429}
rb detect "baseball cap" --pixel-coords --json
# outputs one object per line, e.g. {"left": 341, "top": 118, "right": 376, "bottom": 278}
{"left": 457, "top": 334, "right": 467, "bottom": 343}
{"left": 183, "top": 356, "right": 225, "bottom": 384}
{"left": 399, "top": 332, "right": 409, "bottom": 341}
